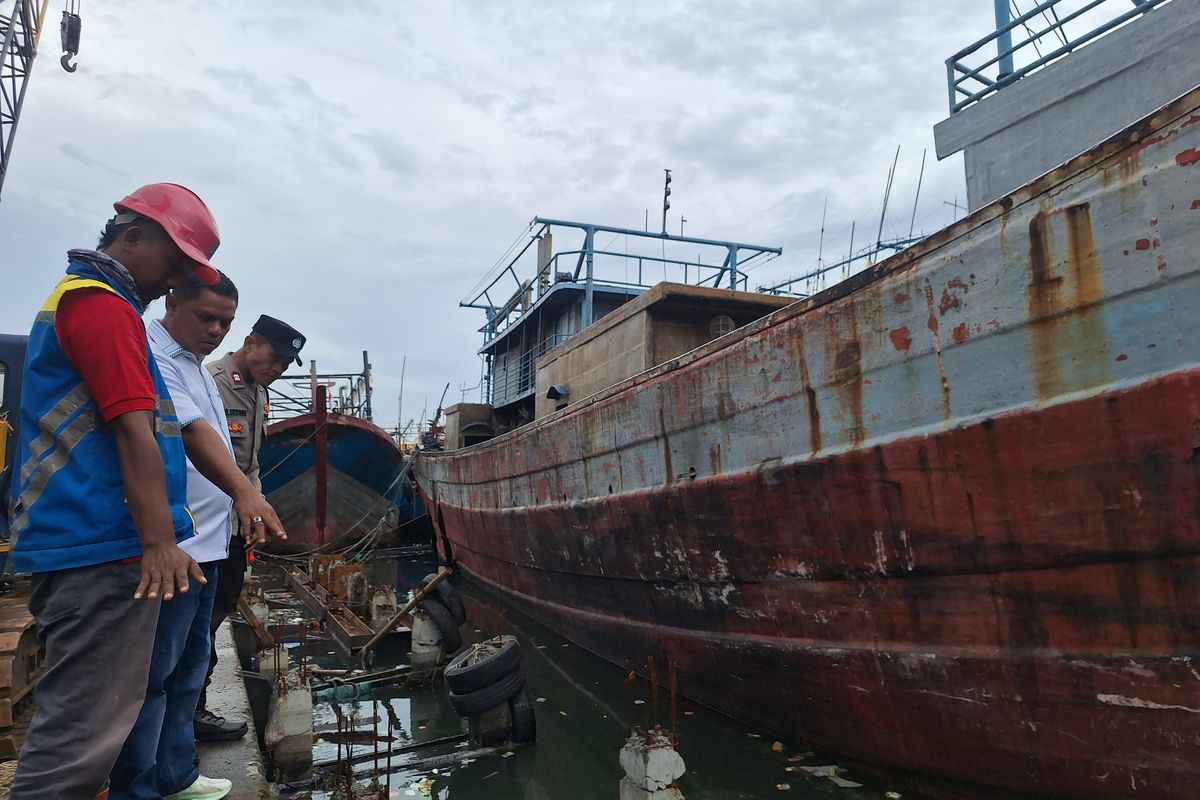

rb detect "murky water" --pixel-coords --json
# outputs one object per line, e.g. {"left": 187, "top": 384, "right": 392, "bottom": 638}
{"left": 264, "top": 556, "right": 934, "bottom": 800}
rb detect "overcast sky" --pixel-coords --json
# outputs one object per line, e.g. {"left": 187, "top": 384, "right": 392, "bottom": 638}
{"left": 0, "top": 0, "right": 1009, "bottom": 431}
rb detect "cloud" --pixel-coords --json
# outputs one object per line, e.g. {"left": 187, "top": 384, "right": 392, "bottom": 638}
{"left": 0, "top": 0, "right": 1017, "bottom": 430}
{"left": 58, "top": 143, "right": 127, "bottom": 177}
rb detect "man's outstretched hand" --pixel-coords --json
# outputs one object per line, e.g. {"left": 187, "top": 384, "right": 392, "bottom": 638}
{"left": 135, "top": 541, "right": 206, "bottom": 600}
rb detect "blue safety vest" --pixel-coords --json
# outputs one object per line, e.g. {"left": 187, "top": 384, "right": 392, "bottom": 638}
{"left": 6, "top": 260, "right": 195, "bottom": 573}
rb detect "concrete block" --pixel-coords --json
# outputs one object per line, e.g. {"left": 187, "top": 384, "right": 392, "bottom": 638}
{"left": 409, "top": 609, "right": 442, "bottom": 668}
{"left": 619, "top": 729, "right": 685, "bottom": 792}
{"left": 618, "top": 777, "right": 685, "bottom": 800}
{"left": 264, "top": 671, "right": 313, "bottom": 781}
{"left": 468, "top": 702, "right": 512, "bottom": 747}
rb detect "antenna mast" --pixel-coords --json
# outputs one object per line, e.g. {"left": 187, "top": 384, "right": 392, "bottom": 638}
{"left": 875, "top": 145, "right": 901, "bottom": 252}
{"left": 908, "top": 148, "right": 927, "bottom": 238}
{"left": 661, "top": 169, "right": 671, "bottom": 236}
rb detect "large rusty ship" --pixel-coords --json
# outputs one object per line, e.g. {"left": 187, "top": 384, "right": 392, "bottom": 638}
{"left": 417, "top": 3, "right": 1200, "bottom": 797}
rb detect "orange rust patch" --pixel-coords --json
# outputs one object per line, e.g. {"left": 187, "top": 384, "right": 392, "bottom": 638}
{"left": 1135, "top": 238, "right": 1152, "bottom": 251}
{"left": 1026, "top": 202, "right": 1107, "bottom": 400}
{"left": 792, "top": 332, "right": 820, "bottom": 454}
{"left": 826, "top": 306, "right": 865, "bottom": 447}
{"left": 889, "top": 326, "right": 912, "bottom": 352}
{"left": 923, "top": 281, "right": 939, "bottom": 333}
{"left": 1116, "top": 354, "right": 1128, "bottom": 362}
{"left": 951, "top": 323, "right": 970, "bottom": 344}
{"left": 1065, "top": 205, "right": 1103, "bottom": 307}
{"left": 894, "top": 290, "right": 909, "bottom": 303}
{"left": 1177, "top": 148, "right": 1200, "bottom": 166}
{"left": 832, "top": 339, "right": 864, "bottom": 446}
{"left": 939, "top": 289, "right": 961, "bottom": 316}
{"left": 1026, "top": 208, "right": 1061, "bottom": 399}
{"left": 1157, "top": 254, "right": 1167, "bottom": 272}
{"left": 923, "top": 277, "right": 953, "bottom": 422}
{"left": 1191, "top": 199, "right": 1200, "bottom": 209}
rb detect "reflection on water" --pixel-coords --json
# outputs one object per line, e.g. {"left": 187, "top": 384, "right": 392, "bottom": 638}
{"left": 293, "top": 556, "right": 930, "bottom": 800}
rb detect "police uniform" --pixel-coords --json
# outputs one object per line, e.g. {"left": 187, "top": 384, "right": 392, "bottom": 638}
{"left": 207, "top": 353, "right": 268, "bottom": 492}
{"left": 196, "top": 315, "right": 305, "bottom": 738}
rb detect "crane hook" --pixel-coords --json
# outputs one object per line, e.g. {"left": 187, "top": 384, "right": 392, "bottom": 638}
{"left": 60, "top": 9, "right": 82, "bottom": 74}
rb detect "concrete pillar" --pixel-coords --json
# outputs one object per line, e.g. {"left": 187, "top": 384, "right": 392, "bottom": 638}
{"left": 264, "top": 670, "right": 313, "bottom": 781}
{"left": 618, "top": 729, "right": 685, "bottom": 800}
{"left": 409, "top": 608, "right": 442, "bottom": 668}
{"left": 468, "top": 703, "right": 512, "bottom": 747}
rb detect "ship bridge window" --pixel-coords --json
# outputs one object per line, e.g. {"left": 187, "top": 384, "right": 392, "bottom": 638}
{"left": 710, "top": 315, "right": 736, "bottom": 338}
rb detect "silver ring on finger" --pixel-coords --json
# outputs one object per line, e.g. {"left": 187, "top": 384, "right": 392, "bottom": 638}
{"left": 251, "top": 516, "right": 264, "bottom": 524}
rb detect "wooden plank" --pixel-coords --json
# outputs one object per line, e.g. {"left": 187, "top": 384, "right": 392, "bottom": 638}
{"left": 0, "top": 656, "right": 14, "bottom": 692}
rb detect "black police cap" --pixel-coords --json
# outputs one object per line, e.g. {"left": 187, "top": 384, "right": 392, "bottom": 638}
{"left": 252, "top": 315, "right": 306, "bottom": 366}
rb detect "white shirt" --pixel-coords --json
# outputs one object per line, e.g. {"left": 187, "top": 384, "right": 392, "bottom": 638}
{"left": 147, "top": 318, "right": 234, "bottom": 563}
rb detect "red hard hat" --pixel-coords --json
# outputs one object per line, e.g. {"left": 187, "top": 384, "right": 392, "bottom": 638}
{"left": 114, "top": 183, "right": 221, "bottom": 284}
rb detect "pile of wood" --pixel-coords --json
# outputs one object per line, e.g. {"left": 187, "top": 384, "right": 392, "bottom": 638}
{"left": 0, "top": 592, "right": 44, "bottom": 761}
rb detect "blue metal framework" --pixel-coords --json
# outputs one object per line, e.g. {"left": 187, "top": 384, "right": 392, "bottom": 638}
{"left": 461, "top": 218, "right": 782, "bottom": 345}
{"left": 0, "top": 0, "right": 48, "bottom": 201}
{"left": 758, "top": 234, "right": 926, "bottom": 297}
{"left": 461, "top": 218, "right": 782, "bottom": 408}
{"left": 947, "top": 0, "right": 1170, "bottom": 113}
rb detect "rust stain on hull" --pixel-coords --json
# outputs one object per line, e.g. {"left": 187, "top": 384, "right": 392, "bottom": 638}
{"left": 923, "top": 279, "right": 953, "bottom": 423}
{"left": 1027, "top": 203, "right": 1109, "bottom": 400}
{"left": 795, "top": 333, "right": 822, "bottom": 454}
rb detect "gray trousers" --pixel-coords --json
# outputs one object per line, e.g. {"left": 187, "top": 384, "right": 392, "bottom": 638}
{"left": 10, "top": 560, "right": 160, "bottom": 800}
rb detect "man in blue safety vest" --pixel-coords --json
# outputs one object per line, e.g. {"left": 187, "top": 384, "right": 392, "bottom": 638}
{"left": 6, "top": 184, "right": 219, "bottom": 800}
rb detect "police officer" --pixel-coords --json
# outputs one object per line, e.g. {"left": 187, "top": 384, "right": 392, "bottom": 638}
{"left": 194, "top": 315, "right": 305, "bottom": 741}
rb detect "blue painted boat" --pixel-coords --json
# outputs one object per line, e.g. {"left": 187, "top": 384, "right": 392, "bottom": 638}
{"left": 258, "top": 411, "right": 427, "bottom": 554}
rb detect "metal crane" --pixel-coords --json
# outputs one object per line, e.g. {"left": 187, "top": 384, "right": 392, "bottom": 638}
{"left": 0, "top": 0, "right": 80, "bottom": 201}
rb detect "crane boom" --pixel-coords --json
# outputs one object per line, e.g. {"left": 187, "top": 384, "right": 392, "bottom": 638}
{"left": 0, "top": 0, "right": 51, "bottom": 202}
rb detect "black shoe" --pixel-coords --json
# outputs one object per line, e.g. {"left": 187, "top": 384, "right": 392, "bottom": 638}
{"left": 193, "top": 708, "right": 249, "bottom": 742}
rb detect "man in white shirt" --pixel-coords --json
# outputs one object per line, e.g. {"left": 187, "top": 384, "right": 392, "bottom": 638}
{"left": 110, "top": 271, "right": 286, "bottom": 800}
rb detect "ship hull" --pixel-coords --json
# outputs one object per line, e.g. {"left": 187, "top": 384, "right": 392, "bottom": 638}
{"left": 260, "top": 414, "right": 426, "bottom": 553}
{"left": 418, "top": 88, "right": 1200, "bottom": 798}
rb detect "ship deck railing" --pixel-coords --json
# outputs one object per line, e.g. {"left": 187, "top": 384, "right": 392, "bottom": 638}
{"left": 947, "top": 0, "right": 1171, "bottom": 113}
{"left": 463, "top": 218, "right": 783, "bottom": 349}
{"left": 488, "top": 332, "right": 573, "bottom": 407}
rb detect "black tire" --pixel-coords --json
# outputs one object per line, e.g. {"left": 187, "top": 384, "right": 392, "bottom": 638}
{"left": 422, "top": 597, "right": 462, "bottom": 653}
{"left": 448, "top": 664, "right": 526, "bottom": 717}
{"left": 509, "top": 689, "right": 536, "bottom": 744}
{"left": 444, "top": 635, "right": 522, "bottom": 694}
{"left": 423, "top": 573, "right": 467, "bottom": 626}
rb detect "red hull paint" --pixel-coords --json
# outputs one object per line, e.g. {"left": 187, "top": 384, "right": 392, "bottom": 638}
{"left": 426, "top": 373, "right": 1200, "bottom": 798}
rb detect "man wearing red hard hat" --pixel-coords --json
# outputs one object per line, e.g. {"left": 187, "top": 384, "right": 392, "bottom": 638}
{"left": 5, "top": 183, "right": 268, "bottom": 800}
